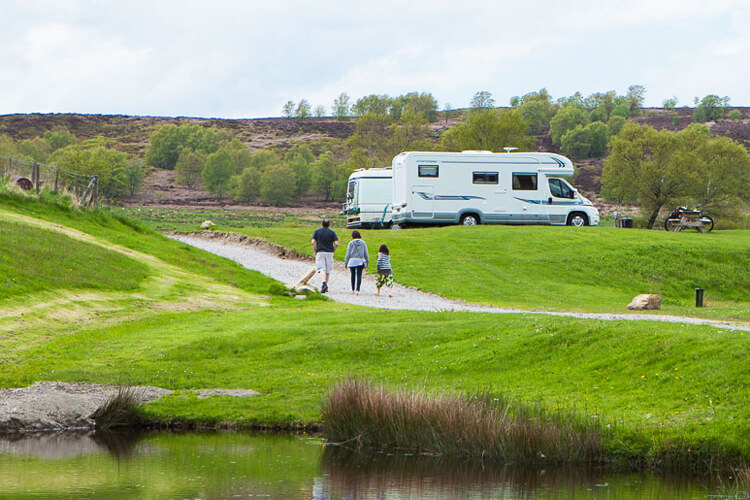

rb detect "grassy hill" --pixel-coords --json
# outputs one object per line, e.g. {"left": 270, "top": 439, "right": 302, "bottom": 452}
{"left": 4, "top": 192, "right": 750, "bottom": 468}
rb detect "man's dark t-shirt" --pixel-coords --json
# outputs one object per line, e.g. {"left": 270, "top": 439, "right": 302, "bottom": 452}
{"left": 312, "top": 227, "right": 338, "bottom": 253}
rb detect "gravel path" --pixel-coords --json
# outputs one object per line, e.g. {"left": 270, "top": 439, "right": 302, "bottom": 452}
{"left": 172, "top": 233, "right": 750, "bottom": 332}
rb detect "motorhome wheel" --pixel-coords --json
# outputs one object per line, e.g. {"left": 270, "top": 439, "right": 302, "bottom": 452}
{"left": 567, "top": 213, "right": 588, "bottom": 227}
{"left": 461, "top": 214, "right": 479, "bottom": 225}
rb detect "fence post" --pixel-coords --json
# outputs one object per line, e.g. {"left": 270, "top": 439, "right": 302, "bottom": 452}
{"left": 6, "top": 156, "right": 10, "bottom": 178}
{"left": 34, "top": 162, "right": 40, "bottom": 195}
{"left": 54, "top": 167, "right": 59, "bottom": 192}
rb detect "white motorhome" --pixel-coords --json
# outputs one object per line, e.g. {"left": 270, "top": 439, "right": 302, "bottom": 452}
{"left": 341, "top": 167, "right": 393, "bottom": 228}
{"left": 391, "top": 151, "right": 599, "bottom": 227}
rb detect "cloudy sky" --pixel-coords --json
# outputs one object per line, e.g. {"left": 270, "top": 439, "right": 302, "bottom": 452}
{"left": 1, "top": 0, "right": 748, "bottom": 118}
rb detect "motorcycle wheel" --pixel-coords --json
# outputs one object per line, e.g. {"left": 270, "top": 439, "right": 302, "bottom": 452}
{"left": 700, "top": 216, "right": 714, "bottom": 233}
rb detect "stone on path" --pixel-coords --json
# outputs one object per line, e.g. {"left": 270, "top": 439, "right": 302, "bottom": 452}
{"left": 627, "top": 294, "right": 662, "bottom": 310}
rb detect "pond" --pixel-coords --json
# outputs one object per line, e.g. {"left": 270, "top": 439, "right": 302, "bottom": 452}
{"left": 0, "top": 432, "right": 743, "bottom": 499}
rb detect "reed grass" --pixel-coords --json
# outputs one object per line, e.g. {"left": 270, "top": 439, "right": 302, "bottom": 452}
{"left": 323, "top": 378, "right": 609, "bottom": 465}
{"left": 92, "top": 387, "right": 146, "bottom": 431}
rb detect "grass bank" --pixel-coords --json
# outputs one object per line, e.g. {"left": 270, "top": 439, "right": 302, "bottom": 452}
{"left": 5, "top": 194, "right": 750, "bottom": 469}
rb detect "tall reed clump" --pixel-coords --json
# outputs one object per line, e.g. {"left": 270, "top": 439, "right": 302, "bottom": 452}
{"left": 322, "top": 378, "right": 610, "bottom": 465}
{"left": 92, "top": 387, "right": 146, "bottom": 431}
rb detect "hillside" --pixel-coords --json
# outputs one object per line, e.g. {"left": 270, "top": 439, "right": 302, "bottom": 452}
{"left": 1, "top": 108, "right": 749, "bottom": 206}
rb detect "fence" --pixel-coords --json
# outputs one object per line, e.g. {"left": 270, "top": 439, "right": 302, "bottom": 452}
{"left": 2, "top": 155, "right": 99, "bottom": 206}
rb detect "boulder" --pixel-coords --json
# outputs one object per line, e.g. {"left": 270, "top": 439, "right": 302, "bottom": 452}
{"left": 627, "top": 294, "right": 662, "bottom": 310}
{"left": 200, "top": 220, "right": 215, "bottom": 230}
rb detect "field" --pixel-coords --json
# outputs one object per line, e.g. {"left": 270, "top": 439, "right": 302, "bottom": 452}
{"left": 4, "top": 192, "right": 750, "bottom": 466}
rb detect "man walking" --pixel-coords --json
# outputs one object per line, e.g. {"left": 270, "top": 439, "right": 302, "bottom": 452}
{"left": 311, "top": 219, "right": 338, "bottom": 293}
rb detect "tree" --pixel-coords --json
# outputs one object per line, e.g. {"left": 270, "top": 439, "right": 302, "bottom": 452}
{"left": 518, "top": 89, "right": 555, "bottom": 134}
{"left": 332, "top": 92, "right": 351, "bottom": 120}
{"left": 284, "top": 144, "right": 314, "bottom": 198}
{"left": 607, "top": 115, "right": 626, "bottom": 137}
{"left": 50, "top": 144, "right": 128, "bottom": 199}
{"left": 728, "top": 109, "right": 742, "bottom": 120}
{"left": 440, "top": 108, "right": 532, "bottom": 152}
{"left": 250, "top": 149, "right": 280, "bottom": 171}
{"left": 352, "top": 94, "right": 392, "bottom": 117}
{"left": 560, "top": 125, "right": 592, "bottom": 160}
{"left": 174, "top": 148, "right": 206, "bottom": 188}
{"left": 232, "top": 166, "right": 261, "bottom": 203}
{"left": 602, "top": 123, "right": 686, "bottom": 228}
{"left": 470, "top": 90, "right": 495, "bottom": 110}
{"left": 260, "top": 162, "right": 296, "bottom": 205}
{"left": 626, "top": 85, "right": 646, "bottom": 115}
{"left": 43, "top": 127, "right": 76, "bottom": 152}
{"left": 312, "top": 150, "right": 340, "bottom": 201}
{"left": 387, "top": 110, "right": 433, "bottom": 158}
{"left": 202, "top": 148, "right": 235, "bottom": 198}
{"left": 124, "top": 158, "right": 145, "bottom": 198}
{"left": 16, "top": 137, "right": 51, "bottom": 162}
{"left": 549, "top": 106, "right": 588, "bottom": 146}
{"left": 145, "top": 124, "right": 219, "bottom": 170}
{"left": 347, "top": 113, "right": 392, "bottom": 166}
{"left": 587, "top": 121, "right": 610, "bottom": 157}
{"left": 314, "top": 105, "right": 327, "bottom": 118}
{"left": 401, "top": 92, "right": 439, "bottom": 123}
{"left": 295, "top": 99, "right": 311, "bottom": 119}
{"left": 443, "top": 103, "right": 455, "bottom": 124}
{"left": 663, "top": 97, "right": 678, "bottom": 110}
{"left": 693, "top": 94, "right": 730, "bottom": 122}
{"left": 282, "top": 101, "right": 295, "bottom": 119}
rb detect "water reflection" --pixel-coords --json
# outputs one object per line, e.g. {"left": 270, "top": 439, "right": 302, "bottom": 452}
{"left": 0, "top": 432, "right": 741, "bottom": 499}
{"left": 321, "top": 445, "right": 721, "bottom": 499}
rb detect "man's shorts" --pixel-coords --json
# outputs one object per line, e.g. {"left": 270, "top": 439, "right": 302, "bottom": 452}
{"left": 315, "top": 252, "right": 334, "bottom": 274}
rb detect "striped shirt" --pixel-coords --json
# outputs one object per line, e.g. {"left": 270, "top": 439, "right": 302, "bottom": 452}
{"left": 376, "top": 252, "right": 392, "bottom": 272}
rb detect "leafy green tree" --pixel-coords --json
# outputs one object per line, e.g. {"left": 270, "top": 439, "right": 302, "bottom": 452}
{"left": 0, "top": 134, "right": 16, "bottom": 156}
{"left": 549, "top": 106, "right": 588, "bottom": 146}
{"left": 663, "top": 97, "right": 678, "bottom": 110}
{"left": 401, "top": 92, "right": 439, "bottom": 122}
{"left": 352, "top": 95, "right": 392, "bottom": 117}
{"left": 560, "top": 125, "right": 591, "bottom": 159}
{"left": 607, "top": 115, "right": 626, "bottom": 137}
{"left": 145, "top": 124, "right": 219, "bottom": 170}
{"left": 387, "top": 110, "right": 433, "bottom": 158}
{"left": 232, "top": 167, "right": 261, "bottom": 203}
{"left": 312, "top": 150, "right": 340, "bottom": 200}
{"left": 260, "top": 162, "right": 296, "bottom": 205}
{"left": 728, "top": 109, "right": 742, "bottom": 120}
{"left": 602, "top": 123, "right": 687, "bottom": 228}
{"left": 441, "top": 108, "right": 532, "bottom": 152}
{"left": 470, "top": 90, "right": 495, "bottom": 110}
{"left": 295, "top": 99, "right": 311, "bottom": 119}
{"left": 443, "top": 103, "right": 455, "bottom": 124}
{"left": 220, "top": 138, "right": 252, "bottom": 174}
{"left": 518, "top": 89, "right": 555, "bottom": 134}
{"left": 174, "top": 148, "right": 206, "bottom": 188}
{"left": 314, "top": 105, "right": 327, "bottom": 118}
{"left": 50, "top": 144, "right": 129, "bottom": 199}
{"left": 693, "top": 94, "right": 730, "bottom": 122}
{"left": 347, "top": 113, "right": 391, "bottom": 166}
{"left": 609, "top": 101, "right": 630, "bottom": 119}
{"left": 332, "top": 92, "right": 351, "bottom": 120}
{"left": 284, "top": 144, "right": 314, "bottom": 197}
{"left": 282, "top": 101, "right": 295, "bottom": 119}
{"left": 202, "top": 148, "right": 236, "bottom": 198}
{"left": 16, "top": 138, "right": 51, "bottom": 162}
{"left": 43, "top": 127, "right": 76, "bottom": 152}
{"left": 250, "top": 149, "right": 280, "bottom": 171}
{"left": 124, "top": 158, "right": 145, "bottom": 198}
{"left": 626, "top": 85, "right": 646, "bottom": 115}
{"left": 587, "top": 121, "right": 610, "bottom": 157}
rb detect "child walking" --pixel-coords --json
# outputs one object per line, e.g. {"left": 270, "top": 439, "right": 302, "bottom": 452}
{"left": 375, "top": 244, "right": 394, "bottom": 298}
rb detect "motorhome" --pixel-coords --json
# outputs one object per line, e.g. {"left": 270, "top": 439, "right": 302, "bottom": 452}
{"left": 341, "top": 167, "right": 393, "bottom": 228}
{"left": 391, "top": 151, "right": 599, "bottom": 226}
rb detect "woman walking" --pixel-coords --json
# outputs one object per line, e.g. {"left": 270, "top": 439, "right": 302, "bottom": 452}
{"left": 375, "top": 243, "right": 394, "bottom": 298}
{"left": 344, "top": 231, "right": 369, "bottom": 295}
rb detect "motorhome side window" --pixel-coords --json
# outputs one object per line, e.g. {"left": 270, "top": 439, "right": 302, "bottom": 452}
{"left": 418, "top": 165, "right": 439, "bottom": 178}
{"left": 512, "top": 173, "right": 537, "bottom": 190}
{"left": 473, "top": 172, "right": 498, "bottom": 184}
{"left": 549, "top": 178, "right": 574, "bottom": 198}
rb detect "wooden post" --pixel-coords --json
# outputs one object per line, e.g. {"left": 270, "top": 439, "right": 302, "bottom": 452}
{"left": 34, "top": 163, "right": 40, "bottom": 195}
{"left": 54, "top": 167, "right": 59, "bottom": 192}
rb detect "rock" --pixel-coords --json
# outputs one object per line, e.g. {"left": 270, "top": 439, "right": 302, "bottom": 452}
{"left": 200, "top": 220, "right": 215, "bottom": 230}
{"left": 627, "top": 294, "right": 662, "bottom": 310}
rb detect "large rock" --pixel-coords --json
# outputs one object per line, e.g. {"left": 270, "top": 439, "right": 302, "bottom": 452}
{"left": 627, "top": 294, "right": 662, "bottom": 310}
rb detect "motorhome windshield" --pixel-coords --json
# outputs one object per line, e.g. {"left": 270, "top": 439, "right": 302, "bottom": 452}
{"left": 549, "top": 178, "right": 575, "bottom": 199}
{"left": 347, "top": 180, "right": 357, "bottom": 201}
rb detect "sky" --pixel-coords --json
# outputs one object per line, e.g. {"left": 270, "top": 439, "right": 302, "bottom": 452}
{"left": 1, "top": 0, "right": 749, "bottom": 119}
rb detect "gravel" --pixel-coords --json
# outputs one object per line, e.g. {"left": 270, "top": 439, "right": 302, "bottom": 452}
{"left": 171, "top": 232, "right": 750, "bottom": 332}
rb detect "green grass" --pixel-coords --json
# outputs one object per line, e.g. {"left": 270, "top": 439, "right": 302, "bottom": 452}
{"left": 228, "top": 224, "right": 750, "bottom": 321}
{"left": 5, "top": 192, "right": 750, "bottom": 466}
{"left": 0, "top": 219, "right": 150, "bottom": 299}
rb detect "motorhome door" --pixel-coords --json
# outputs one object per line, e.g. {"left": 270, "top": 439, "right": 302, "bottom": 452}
{"left": 410, "top": 185, "right": 434, "bottom": 219}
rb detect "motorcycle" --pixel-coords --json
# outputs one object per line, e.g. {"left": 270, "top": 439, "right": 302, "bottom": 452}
{"left": 663, "top": 205, "right": 714, "bottom": 232}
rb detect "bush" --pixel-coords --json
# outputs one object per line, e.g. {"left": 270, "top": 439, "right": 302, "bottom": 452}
{"left": 728, "top": 109, "right": 742, "bottom": 120}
